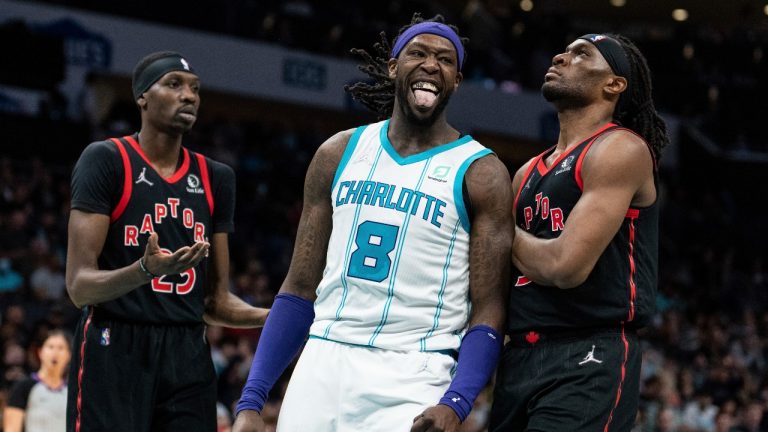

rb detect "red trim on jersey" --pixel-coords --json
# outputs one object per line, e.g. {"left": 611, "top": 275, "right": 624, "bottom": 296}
{"left": 109, "top": 138, "right": 133, "bottom": 223}
{"left": 513, "top": 155, "right": 544, "bottom": 211}
{"left": 603, "top": 323, "right": 629, "bottom": 432}
{"left": 539, "top": 122, "right": 617, "bottom": 178}
{"left": 75, "top": 308, "right": 94, "bottom": 432}
{"left": 123, "top": 135, "right": 190, "bottom": 184}
{"left": 573, "top": 123, "right": 619, "bottom": 191}
{"left": 626, "top": 211, "right": 639, "bottom": 322}
{"left": 515, "top": 276, "right": 532, "bottom": 286}
{"left": 195, "top": 153, "right": 214, "bottom": 216}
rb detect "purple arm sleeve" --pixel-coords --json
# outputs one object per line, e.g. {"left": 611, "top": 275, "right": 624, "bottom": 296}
{"left": 235, "top": 293, "right": 315, "bottom": 415}
{"left": 438, "top": 324, "right": 502, "bottom": 422}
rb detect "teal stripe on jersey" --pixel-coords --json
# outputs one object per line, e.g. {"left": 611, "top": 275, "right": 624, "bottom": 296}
{"left": 331, "top": 125, "right": 367, "bottom": 190}
{"left": 368, "top": 158, "right": 432, "bottom": 346}
{"left": 323, "top": 146, "right": 384, "bottom": 338}
{"left": 379, "top": 120, "right": 475, "bottom": 166}
{"left": 454, "top": 148, "right": 493, "bottom": 232}
{"left": 419, "top": 219, "right": 461, "bottom": 351}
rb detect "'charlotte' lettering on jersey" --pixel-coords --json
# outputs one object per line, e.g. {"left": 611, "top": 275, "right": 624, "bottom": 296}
{"left": 311, "top": 120, "right": 494, "bottom": 352}
{"left": 123, "top": 197, "right": 207, "bottom": 246}
{"left": 335, "top": 180, "right": 447, "bottom": 228}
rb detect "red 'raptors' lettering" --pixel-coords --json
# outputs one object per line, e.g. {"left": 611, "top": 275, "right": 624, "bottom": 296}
{"left": 122, "top": 198, "right": 207, "bottom": 245}
{"left": 183, "top": 209, "right": 194, "bottom": 229}
{"left": 167, "top": 197, "right": 179, "bottom": 218}
{"left": 523, "top": 193, "right": 564, "bottom": 232}
{"left": 124, "top": 226, "right": 139, "bottom": 246}
{"left": 140, "top": 214, "right": 154, "bottom": 234}
{"left": 155, "top": 203, "right": 167, "bottom": 224}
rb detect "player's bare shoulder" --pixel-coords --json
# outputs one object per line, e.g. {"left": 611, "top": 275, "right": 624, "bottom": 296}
{"left": 314, "top": 128, "right": 357, "bottom": 167}
{"left": 304, "top": 128, "right": 357, "bottom": 200}
{"left": 584, "top": 128, "right": 654, "bottom": 174}
{"left": 464, "top": 153, "right": 513, "bottom": 212}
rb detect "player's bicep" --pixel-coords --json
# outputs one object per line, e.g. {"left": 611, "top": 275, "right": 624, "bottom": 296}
{"left": 65, "top": 209, "right": 110, "bottom": 289}
{"left": 280, "top": 130, "right": 353, "bottom": 299}
{"left": 555, "top": 133, "right": 651, "bottom": 276}
{"left": 465, "top": 155, "right": 513, "bottom": 330}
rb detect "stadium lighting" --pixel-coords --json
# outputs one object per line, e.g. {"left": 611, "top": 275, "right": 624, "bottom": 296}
{"left": 610, "top": 0, "right": 626, "bottom": 7}
{"left": 672, "top": 8, "right": 689, "bottom": 21}
{"left": 764, "top": 4, "right": 768, "bottom": 15}
{"left": 520, "top": 0, "right": 534, "bottom": 12}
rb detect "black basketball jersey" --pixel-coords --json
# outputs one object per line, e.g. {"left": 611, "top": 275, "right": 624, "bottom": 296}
{"left": 507, "top": 123, "right": 659, "bottom": 333}
{"left": 71, "top": 134, "right": 235, "bottom": 324}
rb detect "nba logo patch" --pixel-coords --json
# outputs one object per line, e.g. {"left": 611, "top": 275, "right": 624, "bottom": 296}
{"left": 100, "top": 328, "right": 111, "bottom": 346}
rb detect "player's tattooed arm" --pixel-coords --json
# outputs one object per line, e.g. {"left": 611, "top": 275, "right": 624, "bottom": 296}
{"left": 464, "top": 154, "right": 513, "bottom": 332}
{"left": 278, "top": 128, "right": 355, "bottom": 300}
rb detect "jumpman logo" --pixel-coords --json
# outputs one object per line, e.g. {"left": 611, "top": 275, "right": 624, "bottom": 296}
{"left": 135, "top": 167, "right": 154, "bottom": 186}
{"left": 578, "top": 345, "right": 603, "bottom": 365}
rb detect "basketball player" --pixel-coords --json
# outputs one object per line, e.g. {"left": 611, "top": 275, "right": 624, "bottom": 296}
{"left": 65, "top": 51, "right": 268, "bottom": 431}
{"left": 233, "top": 14, "right": 512, "bottom": 432}
{"left": 489, "top": 34, "right": 669, "bottom": 431}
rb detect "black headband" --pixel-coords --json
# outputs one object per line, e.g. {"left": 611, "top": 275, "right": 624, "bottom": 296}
{"left": 132, "top": 54, "right": 197, "bottom": 99}
{"left": 578, "top": 34, "right": 632, "bottom": 114}
{"left": 578, "top": 34, "right": 631, "bottom": 80}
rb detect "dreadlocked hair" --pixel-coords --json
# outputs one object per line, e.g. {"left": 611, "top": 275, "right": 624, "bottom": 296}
{"left": 609, "top": 34, "right": 669, "bottom": 161}
{"left": 344, "top": 13, "right": 468, "bottom": 120}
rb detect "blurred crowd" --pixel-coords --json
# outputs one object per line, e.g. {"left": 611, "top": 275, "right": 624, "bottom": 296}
{"left": 37, "top": 0, "right": 768, "bottom": 151}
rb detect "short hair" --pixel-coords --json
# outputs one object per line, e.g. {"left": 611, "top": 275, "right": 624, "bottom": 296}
{"left": 344, "top": 13, "right": 468, "bottom": 120}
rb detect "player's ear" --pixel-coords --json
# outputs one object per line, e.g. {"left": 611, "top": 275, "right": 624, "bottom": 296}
{"left": 137, "top": 95, "right": 147, "bottom": 110}
{"left": 605, "top": 76, "right": 627, "bottom": 97}
{"left": 388, "top": 58, "right": 398, "bottom": 80}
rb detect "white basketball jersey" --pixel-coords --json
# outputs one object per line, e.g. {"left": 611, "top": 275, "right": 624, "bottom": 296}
{"left": 310, "top": 120, "right": 492, "bottom": 352}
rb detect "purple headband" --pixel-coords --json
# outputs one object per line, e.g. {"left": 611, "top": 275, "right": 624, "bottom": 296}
{"left": 390, "top": 22, "right": 464, "bottom": 70}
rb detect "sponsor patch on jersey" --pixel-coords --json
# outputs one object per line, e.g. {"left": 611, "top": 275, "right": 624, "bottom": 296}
{"left": 186, "top": 174, "right": 204, "bottom": 194}
{"left": 427, "top": 165, "right": 452, "bottom": 183}
{"left": 554, "top": 155, "right": 575, "bottom": 175}
{"left": 100, "top": 327, "right": 111, "bottom": 346}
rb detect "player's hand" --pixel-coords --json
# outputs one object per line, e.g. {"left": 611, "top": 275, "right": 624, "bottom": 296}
{"left": 410, "top": 404, "right": 461, "bottom": 432}
{"left": 142, "top": 232, "right": 210, "bottom": 277}
{"left": 232, "top": 409, "right": 265, "bottom": 432}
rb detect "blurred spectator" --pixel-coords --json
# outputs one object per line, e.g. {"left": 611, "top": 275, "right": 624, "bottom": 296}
{"left": 3, "top": 330, "right": 71, "bottom": 432}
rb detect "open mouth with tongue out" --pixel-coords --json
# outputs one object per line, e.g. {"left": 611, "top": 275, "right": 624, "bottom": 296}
{"left": 411, "top": 81, "right": 440, "bottom": 110}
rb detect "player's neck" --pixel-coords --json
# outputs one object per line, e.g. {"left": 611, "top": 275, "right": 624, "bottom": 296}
{"left": 388, "top": 113, "right": 459, "bottom": 155}
{"left": 555, "top": 104, "right": 614, "bottom": 151}
{"left": 137, "top": 129, "right": 184, "bottom": 175}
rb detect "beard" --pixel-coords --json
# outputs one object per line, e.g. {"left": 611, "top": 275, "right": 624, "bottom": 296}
{"left": 541, "top": 81, "right": 591, "bottom": 111}
{"left": 396, "top": 81, "right": 452, "bottom": 127}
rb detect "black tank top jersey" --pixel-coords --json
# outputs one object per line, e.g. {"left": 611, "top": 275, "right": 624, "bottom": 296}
{"left": 507, "top": 123, "right": 659, "bottom": 333}
{"left": 70, "top": 135, "right": 236, "bottom": 324}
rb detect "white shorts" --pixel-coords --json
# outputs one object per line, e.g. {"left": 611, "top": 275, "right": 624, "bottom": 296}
{"left": 277, "top": 337, "right": 456, "bottom": 432}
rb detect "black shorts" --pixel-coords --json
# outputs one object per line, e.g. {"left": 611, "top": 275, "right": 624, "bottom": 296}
{"left": 66, "top": 308, "right": 216, "bottom": 432}
{"left": 489, "top": 326, "right": 640, "bottom": 432}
